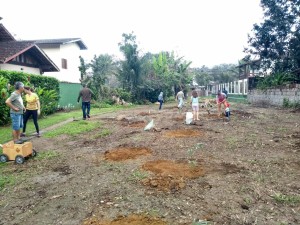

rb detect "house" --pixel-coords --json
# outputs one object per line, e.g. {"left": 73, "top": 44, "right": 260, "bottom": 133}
{"left": 31, "top": 38, "right": 87, "bottom": 83}
{"left": 0, "top": 24, "right": 59, "bottom": 74}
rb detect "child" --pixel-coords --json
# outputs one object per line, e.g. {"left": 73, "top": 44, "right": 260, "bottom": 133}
{"left": 224, "top": 101, "right": 230, "bottom": 121}
{"left": 191, "top": 89, "right": 199, "bottom": 121}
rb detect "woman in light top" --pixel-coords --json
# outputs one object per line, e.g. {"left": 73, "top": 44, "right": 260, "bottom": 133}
{"left": 191, "top": 89, "right": 199, "bottom": 121}
{"left": 21, "top": 87, "right": 41, "bottom": 137}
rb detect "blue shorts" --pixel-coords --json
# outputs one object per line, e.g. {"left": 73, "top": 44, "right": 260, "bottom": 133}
{"left": 11, "top": 113, "right": 23, "bottom": 131}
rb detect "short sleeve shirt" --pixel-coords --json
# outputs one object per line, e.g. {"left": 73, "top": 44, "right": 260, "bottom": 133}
{"left": 177, "top": 91, "right": 184, "bottom": 99}
{"left": 25, "top": 93, "right": 39, "bottom": 110}
{"left": 8, "top": 91, "right": 24, "bottom": 114}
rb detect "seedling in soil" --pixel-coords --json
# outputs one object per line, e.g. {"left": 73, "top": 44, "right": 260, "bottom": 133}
{"left": 272, "top": 193, "right": 300, "bottom": 204}
{"left": 129, "top": 170, "right": 149, "bottom": 181}
{"left": 192, "top": 220, "right": 211, "bottom": 225}
{"left": 187, "top": 143, "right": 203, "bottom": 167}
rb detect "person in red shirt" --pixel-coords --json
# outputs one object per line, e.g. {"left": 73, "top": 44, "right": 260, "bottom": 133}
{"left": 216, "top": 90, "right": 227, "bottom": 117}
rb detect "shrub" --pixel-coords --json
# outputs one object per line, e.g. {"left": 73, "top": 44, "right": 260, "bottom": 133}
{"left": 0, "top": 70, "right": 60, "bottom": 124}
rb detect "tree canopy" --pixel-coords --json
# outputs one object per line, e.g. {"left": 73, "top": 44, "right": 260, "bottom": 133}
{"left": 245, "top": 0, "right": 300, "bottom": 73}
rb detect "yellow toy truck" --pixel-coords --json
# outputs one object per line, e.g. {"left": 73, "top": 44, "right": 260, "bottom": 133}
{"left": 0, "top": 141, "right": 36, "bottom": 164}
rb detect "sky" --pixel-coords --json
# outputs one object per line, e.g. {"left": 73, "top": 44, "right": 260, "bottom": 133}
{"left": 1, "top": 0, "right": 263, "bottom": 68}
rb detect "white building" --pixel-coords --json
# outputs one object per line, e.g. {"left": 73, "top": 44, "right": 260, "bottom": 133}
{"left": 33, "top": 38, "right": 87, "bottom": 83}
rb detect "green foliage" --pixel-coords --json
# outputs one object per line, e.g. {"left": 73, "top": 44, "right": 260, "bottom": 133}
{"left": 35, "top": 87, "right": 59, "bottom": 116}
{"left": 115, "top": 88, "right": 132, "bottom": 102}
{"left": 0, "top": 76, "right": 10, "bottom": 125}
{"left": 44, "top": 120, "right": 101, "bottom": 137}
{"left": 129, "top": 170, "right": 149, "bottom": 181}
{"left": 283, "top": 98, "right": 300, "bottom": 109}
{"left": 118, "top": 32, "right": 141, "bottom": 99}
{"left": 0, "top": 175, "right": 15, "bottom": 191}
{"left": 34, "top": 150, "right": 60, "bottom": 160}
{"left": 245, "top": 0, "right": 300, "bottom": 72}
{"left": 0, "top": 70, "right": 60, "bottom": 125}
{"left": 257, "top": 72, "right": 295, "bottom": 90}
{"left": 86, "top": 54, "right": 116, "bottom": 101}
{"left": 272, "top": 193, "right": 300, "bottom": 204}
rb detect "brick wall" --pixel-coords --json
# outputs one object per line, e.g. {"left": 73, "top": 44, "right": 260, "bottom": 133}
{"left": 247, "top": 84, "right": 300, "bottom": 106}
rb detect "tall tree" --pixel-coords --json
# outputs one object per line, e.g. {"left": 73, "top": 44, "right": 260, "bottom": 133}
{"left": 118, "top": 32, "right": 141, "bottom": 98}
{"left": 89, "top": 54, "right": 116, "bottom": 100}
{"left": 245, "top": 0, "right": 300, "bottom": 72}
{"left": 78, "top": 56, "right": 89, "bottom": 82}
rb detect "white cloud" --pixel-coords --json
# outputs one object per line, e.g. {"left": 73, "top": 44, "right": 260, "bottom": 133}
{"left": 1, "top": 0, "right": 263, "bottom": 68}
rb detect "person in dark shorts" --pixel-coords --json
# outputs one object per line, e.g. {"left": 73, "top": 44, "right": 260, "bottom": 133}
{"left": 5, "top": 81, "right": 26, "bottom": 143}
{"left": 77, "top": 84, "right": 94, "bottom": 120}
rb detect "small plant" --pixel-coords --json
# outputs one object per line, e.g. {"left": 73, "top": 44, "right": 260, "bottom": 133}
{"left": 187, "top": 143, "right": 203, "bottom": 159}
{"left": 129, "top": 170, "right": 149, "bottom": 181}
{"left": 191, "top": 220, "right": 211, "bottom": 225}
{"left": 272, "top": 193, "right": 300, "bottom": 204}
{"left": 283, "top": 98, "right": 300, "bottom": 109}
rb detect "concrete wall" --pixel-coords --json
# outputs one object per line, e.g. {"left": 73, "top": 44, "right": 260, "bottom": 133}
{"left": 247, "top": 84, "right": 300, "bottom": 106}
{"left": 41, "top": 43, "right": 81, "bottom": 83}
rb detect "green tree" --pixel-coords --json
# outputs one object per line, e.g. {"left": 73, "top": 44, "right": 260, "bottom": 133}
{"left": 118, "top": 32, "right": 141, "bottom": 99}
{"left": 89, "top": 54, "right": 116, "bottom": 100}
{"left": 78, "top": 56, "right": 89, "bottom": 82}
{"left": 245, "top": 0, "right": 300, "bottom": 72}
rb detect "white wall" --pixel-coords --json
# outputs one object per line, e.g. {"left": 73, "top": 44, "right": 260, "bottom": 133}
{"left": 41, "top": 43, "right": 82, "bottom": 83}
{"left": 0, "top": 63, "right": 41, "bottom": 75}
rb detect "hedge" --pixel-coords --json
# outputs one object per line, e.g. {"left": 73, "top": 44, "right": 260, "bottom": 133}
{"left": 0, "top": 70, "right": 60, "bottom": 125}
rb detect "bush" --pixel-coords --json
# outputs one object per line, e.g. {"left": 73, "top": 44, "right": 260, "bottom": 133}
{"left": 0, "top": 70, "right": 60, "bottom": 124}
{"left": 0, "top": 76, "right": 10, "bottom": 125}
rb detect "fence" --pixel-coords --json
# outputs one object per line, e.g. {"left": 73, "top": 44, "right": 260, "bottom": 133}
{"left": 58, "top": 82, "right": 82, "bottom": 109}
{"left": 206, "top": 79, "right": 248, "bottom": 102}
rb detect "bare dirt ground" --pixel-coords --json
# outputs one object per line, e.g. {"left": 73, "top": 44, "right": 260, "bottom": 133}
{"left": 0, "top": 102, "right": 299, "bottom": 225}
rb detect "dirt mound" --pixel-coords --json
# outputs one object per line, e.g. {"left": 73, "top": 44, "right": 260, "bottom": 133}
{"left": 163, "top": 129, "right": 204, "bottom": 138}
{"left": 128, "top": 121, "right": 146, "bottom": 128}
{"left": 138, "top": 112, "right": 150, "bottom": 116}
{"left": 104, "top": 147, "right": 152, "bottom": 161}
{"left": 141, "top": 176, "right": 186, "bottom": 191}
{"left": 142, "top": 160, "right": 205, "bottom": 179}
{"left": 83, "top": 214, "right": 167, "bottom": 225}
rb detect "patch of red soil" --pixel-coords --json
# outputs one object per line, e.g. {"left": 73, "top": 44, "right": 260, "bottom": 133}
{"left": 104, "top": 147, "right": 152, "bottom": 161}
{"left": 142, "top": 160, "right": 205, "bottom": 179}
{"left": 163, "top": 129, "right": 204, "bottom": 138}
{"left": 141, "top": 176, "right": 186, "bottom": 191}
{"left": 83, "top": 214, "right": 167, "bottom": 225}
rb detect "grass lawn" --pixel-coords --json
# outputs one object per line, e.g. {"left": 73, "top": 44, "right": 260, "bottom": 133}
{"left": 0, "top": 105, "right": 128, "bottom": 146}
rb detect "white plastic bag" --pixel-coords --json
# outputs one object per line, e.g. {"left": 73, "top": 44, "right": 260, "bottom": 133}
{"left": 144, "top": 119, "right": 154, "bottom": 131}
{"left": 185, "top": 112, "right": 193, "bottom": 124}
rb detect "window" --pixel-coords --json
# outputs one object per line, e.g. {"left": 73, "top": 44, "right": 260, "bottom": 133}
{"left": 61, "top": 58, "right": 68, "bottom": 69}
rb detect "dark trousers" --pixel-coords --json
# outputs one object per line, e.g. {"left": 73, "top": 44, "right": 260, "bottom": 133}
{"left": 158, "top": 100, "right": 163, "bottom": 110}
{"left": 82, "top": 102, "right": 90, "bottom": 119}
{"left": 23, "top": 109, "right": 39, "bottom": 133}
